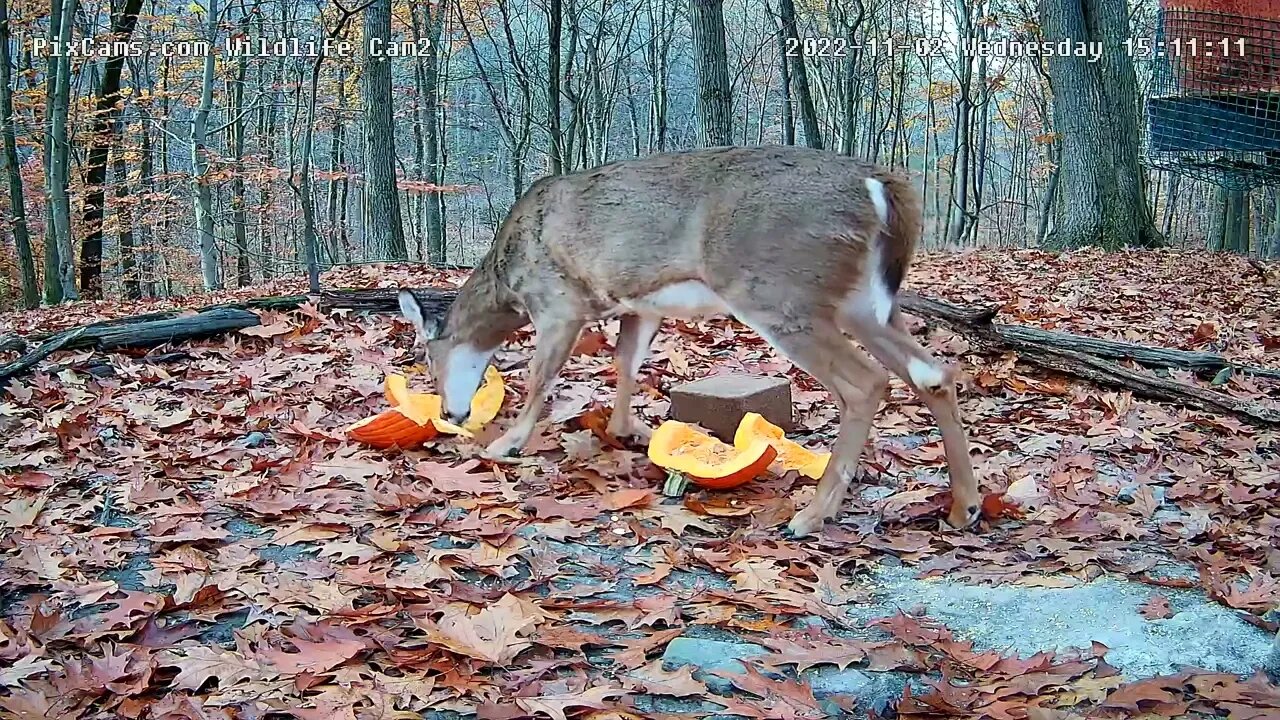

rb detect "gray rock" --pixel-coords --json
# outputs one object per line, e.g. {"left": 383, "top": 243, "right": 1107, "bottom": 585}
{"left": 239, "top": 431, "right": 269, "bottom": 448}
{"left": 853, "top": 564, "right": 1277, "bottom": 679}
{"left": 805, "top": 666, "right": 917, "bottom": 714}
{"left": 662, "top": 636, "right": 769, "bottom": 694}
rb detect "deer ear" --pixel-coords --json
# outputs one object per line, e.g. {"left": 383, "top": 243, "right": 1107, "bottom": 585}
{"left": 398, "top": 288, "right": 442, "bottom": 341}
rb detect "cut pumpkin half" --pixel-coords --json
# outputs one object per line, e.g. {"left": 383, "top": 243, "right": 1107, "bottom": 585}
{"left": 733, "top": 412, "right": 830, "bottom": 479}
{"left": 648, "top": 420, "right": 777, "bottom": 490}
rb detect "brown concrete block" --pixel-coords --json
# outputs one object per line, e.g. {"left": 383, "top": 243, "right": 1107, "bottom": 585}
{"left": 669, "top": 374, "right": 793, "bottom": 442}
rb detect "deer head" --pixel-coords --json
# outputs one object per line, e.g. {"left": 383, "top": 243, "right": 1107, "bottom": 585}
{"left": 397, "top": 288, "right": 494, "bottom": 426}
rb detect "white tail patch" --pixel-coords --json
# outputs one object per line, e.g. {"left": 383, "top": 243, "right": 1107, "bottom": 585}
{"left": 864, "top": 178, "right": 889, "bottom": 225}
{"left": 841, "top": 244, "right": 894, "bottom": 327}
{"left": 907, "top": 357, "right": 946, "bottom": 391}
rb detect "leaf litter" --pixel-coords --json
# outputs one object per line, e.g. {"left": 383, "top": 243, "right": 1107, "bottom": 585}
{"left": 1, "top": 252, "right": 1278, "bottom": 718}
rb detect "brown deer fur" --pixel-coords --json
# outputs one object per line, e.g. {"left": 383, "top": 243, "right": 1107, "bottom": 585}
{"left": 398, "top": 145, "right": 982, "bottom": 536}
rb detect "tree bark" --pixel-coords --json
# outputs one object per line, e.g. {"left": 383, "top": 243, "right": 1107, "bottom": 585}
{"left": 362, "top": 0, "right": 407, "bottom": 261}
{"left": 192, "top": 0, "right": 221, "bottom": 290}
{"left": 1039, "top": 0, "right": 1162, "bottom": 250}
{"left": 77, "top": 0, "right": 143, "bottom": 298}
{"left": 548, "top": 0, "right": 564, "bottom": 174}
{"left": 420, "top": 2, "right": 444, "bottom": 262}
{"left": 41, "top": 0, "right": 63, "bottom": 305}
{"left": 49, "top": 0, "right": 79, "bottom": 300}
{"left": 778, "top": 0, "right": 820, "bottom": 149}
{"left": 114, "top": 144, "right": 139, "bottom": 300}
{"left": 1208, "top": 185, "right": 1228, "bottom": 251}
{"left": 0, "top": 0, "right": 37, "bottom": 308}
{"left": 230, "top": 13, "right": 250, "bottom": 287}
{"left": 688, "top": 0, "right": 733, "bottom": 146}
{"left": 768, "top": 0, "right": 794, "bottom": 146}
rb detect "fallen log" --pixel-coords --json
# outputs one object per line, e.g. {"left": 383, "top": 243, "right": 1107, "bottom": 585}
{"left": 5, "top": 287, "right": 1277, "bottom": 427}
{"left": 1, "top": 289, "right": 459, "bottom": 388}
{"left": 18, "top": 288, "right": 458, "bottom": 345}
{"left": 0, "top": 327, "right": 88, "bottom": 386}
{"left": 898, "top": 292, "right": 1280, "bottom": 380}
{"left": 898, "top": 291, "right": 1280, "bottom": 426}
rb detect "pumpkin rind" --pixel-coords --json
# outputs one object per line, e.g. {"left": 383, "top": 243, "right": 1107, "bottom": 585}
{"left": 648, "top": 420, "right": 778, "bottom": 489}
{"left": 733, "top": 412, "right": 830, "bottom": 480}
{"left": 345, "top": 409, "right": 440, "bottom": 449}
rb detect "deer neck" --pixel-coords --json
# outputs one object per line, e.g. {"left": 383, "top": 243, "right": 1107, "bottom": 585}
{"left": 444, "top": 264, "right": 527, "bottom": 355}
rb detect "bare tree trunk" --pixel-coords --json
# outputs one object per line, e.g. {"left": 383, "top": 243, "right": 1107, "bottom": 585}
{"left": 1039, "top": 0, "right": 1162, "bottom": 249}
{"left": 778, "top": 0, "right": 820, "bottom": 149}
{"left": 294, "top": 55, "right": 324, "bottom": 292}
{"left": 192, "top": 0, "right": 221, "bottom": 290}
{"left": 1161, "top": 172, "right": 1179, "bottom": 239}
{"left": 1224, "top": 188, "right": 1249, "bottom": 253}
{"left": 946, "top": 0, "right": 974, "bottom": 246}
{"left": 362, "top": 0, "right": 407, "bottom": 260}
{"left": 548, "top": 0, "right": 563, "bottom": 174}
{"left": 77, "top": 0, "right": 143, "bottom": 298}
{"left": 113, "top": 144, "right": 140, "bottom": 300}
{"left": 1208, "top": 185, "right": 1228, "bottom": 251}
{"left": 645, "top": 0, "right": 674, "bottom": 152}
{"left": 838, "top": 1, "right": 864, "bottom": 156}
{"left": 230, "top": 18, "right": 250, "bottom": 287}
{"left": 0, "top": 0, "right": 37, "bottom": 307}
{"left": 40, "top": 0, "right": 63, "bottom": 304}
{"left": 688, "top": 0, "right": 733, "bottom": 146}
{"left": 767, "top": 0, "right": 794, "bottom": 146}
{"left": 49, "top": 0, "right": 79, "bottom": 300}
{"left": 327, "top": 65, "right": 347, "bottom": 261}
{"left": 1037, "top": 143, "right": 1061, "bottom": 245}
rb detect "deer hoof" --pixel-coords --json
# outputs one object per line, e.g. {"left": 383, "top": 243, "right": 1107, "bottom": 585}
{"left": 946, "top": 502, "right": 981, "bottom": 530}
{"left": 785, "top": 509, "right": 826, "bottom": 539}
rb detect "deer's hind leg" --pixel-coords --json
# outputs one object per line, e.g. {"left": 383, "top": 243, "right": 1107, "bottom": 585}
{"left": 838, "top": 308, "right": 982, "bottom": 529}
{"left": 718, "top": 303, "right": 889, "bottom": 538}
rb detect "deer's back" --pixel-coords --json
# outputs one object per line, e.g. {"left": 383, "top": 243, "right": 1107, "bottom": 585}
{"left": 495, "top": 146, "right": 908, "bottom": 313}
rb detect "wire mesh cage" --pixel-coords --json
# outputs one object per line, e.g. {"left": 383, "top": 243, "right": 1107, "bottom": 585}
{"left": 1145, "top": 0, "right": 1280, "bottom": 190}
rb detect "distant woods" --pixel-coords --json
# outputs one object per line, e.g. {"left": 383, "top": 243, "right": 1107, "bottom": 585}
{"left": 0, "top": 0, "right": 1276, "bottom": 308}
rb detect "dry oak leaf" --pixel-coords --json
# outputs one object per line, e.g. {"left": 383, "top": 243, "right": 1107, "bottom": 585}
{"left": 601, "top": 488, "right": 656, "bottom": 511}
{"left": 758, "top": 636, "right": 869, "bottom": 673}
{"left": 730, "top": 559, "right": 785, "bottom": 592}
{"left": 157, "top": 646, "right": 278, "bottom": 691}
{"left": 418, "top": 593, "right": 542, "bottom": 665}
{"left": 259, "top": 633, "right": 367, "bottom": 675}
{"left": 622, "top": 659, "right": 707, "bottom": 697}
{"left": 1138, "top": 595, "right": 1175, "bottom": 620}
{"left": 0, "top": 655, "right": 58, "bottom": 688}
{"left": 654, "top": 505, "right": 719, "bottom": 535}
{"left": 0, "top": 496, "right": 46, "bottom": 529}
{"left": 514, "top": 686, "right": 628, "bottom": 720}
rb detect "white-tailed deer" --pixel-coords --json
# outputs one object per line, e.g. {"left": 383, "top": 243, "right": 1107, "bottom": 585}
{"left": 397, "top": 146, "right": 982, "bottom": 536}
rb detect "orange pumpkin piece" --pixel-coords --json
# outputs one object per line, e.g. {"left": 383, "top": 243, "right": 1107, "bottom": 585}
{"left": 648, "top": 420, "right": 777, "bottom": 490}
{"left": 346, "top": 410, "right": 442, "bottom": 449}
{"left": 733, "top": 412, "right": 830, "bottom": 479}
{"left": 347, "top": 367, "right": 506, "bottom": 449}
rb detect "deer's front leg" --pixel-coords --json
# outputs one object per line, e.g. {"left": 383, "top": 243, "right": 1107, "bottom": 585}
{"left": 607, "top": 314, "right": 660, "bottom": 442}
{"left": 482, "top": 318, "right": 584, "bottom": 459}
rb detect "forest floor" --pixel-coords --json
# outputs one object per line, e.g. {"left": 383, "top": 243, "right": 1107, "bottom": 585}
{"left": 1, "top": 248, "right": 1279, "bottom": 719}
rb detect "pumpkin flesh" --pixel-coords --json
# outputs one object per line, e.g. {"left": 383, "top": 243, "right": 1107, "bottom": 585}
{"left": 733, "top": 412, "right": 830, "bottom": 480}
{"left": 648, "top": 421, "right": 777, "bottom": 489}
{"left": 348, "top": 367, "right": 506, "bottom": 448}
